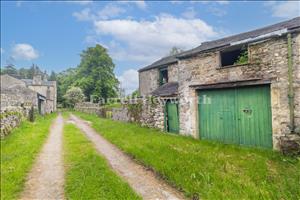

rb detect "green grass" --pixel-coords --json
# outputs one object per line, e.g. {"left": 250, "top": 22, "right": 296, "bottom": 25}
{"left": 74, "top": 111, "right": 300, "bottom": 200}
{"left": 1, "top": 113, "right": 57, "bottom": 200}
{"left": 63, "top": 122, "right": 141, "bottom": 200}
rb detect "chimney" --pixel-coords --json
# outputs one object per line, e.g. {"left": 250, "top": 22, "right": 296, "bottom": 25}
{"left": 33, "top": 74, "right": 42, "bottom": 85}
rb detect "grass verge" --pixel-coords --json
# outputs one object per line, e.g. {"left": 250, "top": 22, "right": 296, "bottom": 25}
{"left": 1, "top": 113, "right": 57, "bottom": 200}
{"left": 74, "top": 111, "right": 300, "bottom": 200}
{"left": 63, "top": 121, "right": 141, "bottom": 200}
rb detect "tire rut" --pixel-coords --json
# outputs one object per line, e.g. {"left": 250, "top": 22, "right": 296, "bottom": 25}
{"left": 20, "top": 114, "right": 65, "bottom": 200}
{"left": 70, "top": 114, "right": 185, "bottom": 200}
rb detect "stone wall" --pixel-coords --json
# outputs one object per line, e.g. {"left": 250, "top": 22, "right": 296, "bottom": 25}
{"left": 168, "top": 63, "right": 179, "bottom": 83}
{"left": 112, "top": 107, "right": 130, "bottom": 122}
{"left": 1, "top": 86, "right": 38, "bottom": 111}
{"left": 75, "top": 99, "right": 165, "bottom": 131}
{"left": 139, "top": 99, "right": 164, "bottom": 130}
{"left": 178, "top": 33, "right": 300, "bottom": 150}
{"left": 139, "top": 63, "right": 179, "bottom": 96}
{"left": 292, "top": 33, "right": 300, "bottom": 133}
{"left": 75, "top": 102, "right": 103, "bottom": 115}
{"left": 139, "top": 68, "right": 159, "bottom": 96}
{"left": 0, "top": 107, "right": 28, "bottom": 138}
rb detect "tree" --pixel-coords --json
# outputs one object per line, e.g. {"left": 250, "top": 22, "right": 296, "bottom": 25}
{"left": 56, "top": 68, "right": 77, "bottom": 106}
{"left": 63, "top": 87, "right": 86, "bottom": 108}
{"left": 169, "top": 47, "right": 184, "bottom": 56}
{"left": 49, "top": 71, "right": 57, "bottom": 81}
{"left": 75, "top": 44, "right": 119, "bottom": 101}
{"left": 1, "top": 65, "right": 18, "bottom": 76}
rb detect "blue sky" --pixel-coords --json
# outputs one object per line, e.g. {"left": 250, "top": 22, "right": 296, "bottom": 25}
{"left": 1, "top": 1, "right": 299, "bottom": 93}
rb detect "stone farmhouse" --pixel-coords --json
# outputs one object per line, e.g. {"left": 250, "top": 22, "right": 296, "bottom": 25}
{"left": 1, "top": 73, "right": 57, "bottom": 114}
{"left": 138, "top": 17, "right": 300, "bottom": 151}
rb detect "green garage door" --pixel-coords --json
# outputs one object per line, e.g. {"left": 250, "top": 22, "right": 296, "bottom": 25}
{"left": 166, "top": 101, "right": 179, "bottom": 133}
{"left": 198, "top": 85, "right": 272, "bottom": 148}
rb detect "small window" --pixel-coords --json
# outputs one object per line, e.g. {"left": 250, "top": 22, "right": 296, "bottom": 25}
{"left": 159, "top": 68, "right": 168, "bottom": 86}
{"left": 220, "top": 45, "right": 248, "bottom": 67}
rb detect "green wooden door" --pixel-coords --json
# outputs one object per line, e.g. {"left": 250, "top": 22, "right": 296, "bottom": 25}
{"left": 166, "top": 102, "right": 179, "bottom": 133}
{"left": 198, "top": 85, "right": 272, "bottom": 148}
{"left": 236, "top": 86, "right": 273, "bottom": 148}
{"left": 199, "top": 88, "right": 238, "bottom": 143}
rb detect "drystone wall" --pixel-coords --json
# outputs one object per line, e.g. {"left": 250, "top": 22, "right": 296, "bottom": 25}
{"left": 112, "top": 107, "right": 130, "bottom": 122}
{"left": 75, "top": 99, "right": 165, "bottom": 131}
{"left": 0, "top": 107, "right": 28, "bottom": 138}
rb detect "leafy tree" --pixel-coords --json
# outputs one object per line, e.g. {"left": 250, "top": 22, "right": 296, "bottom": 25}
{"left": 1, "top": 65, "right": 18, "bottom": 76}
{"left": 75, "top": 44, "right": 119, "bottom": 101}
{"left": 56, "top": 68, "right": 77, "bottom": 106}
{"left": 49, "top": 71, "right": 57, "bottom": 81}
{"left": 63, "top": 87, "right": 86, "bottom": 108}
{"left": 169, "top": 47, "right": 184, "bottom": 56}
{"left": 1, "top": 64, "right": 46, "bottom": 79}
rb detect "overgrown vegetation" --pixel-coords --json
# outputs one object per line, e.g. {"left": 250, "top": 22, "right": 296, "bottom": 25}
{"left": 234, "top": 49, "right": 248, "bottom": 65}
{"left": 1, "top": 113, "right": 57, "bottom": 199}
{"left": 127, "top": 101, "right": 143, "bottom": 122}
{"left": 74, "top": 112, "right": 300, "bottom": 200}
{"left": 63, "top": 122, "right": 141, "bottom": 200}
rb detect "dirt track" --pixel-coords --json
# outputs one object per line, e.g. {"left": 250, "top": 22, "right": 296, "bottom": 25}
{"left": 70, "top": 114, "right": 185, "bottom": 200}
{"left": 20, "top": 114, "right": 64, "bottom": 200}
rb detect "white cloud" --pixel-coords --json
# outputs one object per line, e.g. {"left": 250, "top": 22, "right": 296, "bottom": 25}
{"left": 268, "top": 1, "right": 300, "bottom": 19}
{"left": 98, "top": 4, "right": 126, "bottom": 19}
{"left": 11, "top": 43, "right": 39, "bottom": 61}
{"left": 73, "top": 4, "right": 126, "bottom": 21}
{"left": 93, "top": 14, "right": 218, "bottom": 63}
{"left": 181, "top": 7, "right": 197, "bottom": 19}
{"left": 117, "top": 69, "right": 139, "bottom": 94}
{"left": 73, "top": 8, "right": 94, "bottom": 21}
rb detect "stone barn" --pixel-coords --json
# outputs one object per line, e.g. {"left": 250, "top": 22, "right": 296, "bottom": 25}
{"left": 22, "top": 73, "right": 57, "bottom": 113}
{"left": 138, "top": 17, "right": 300, "bottom": 151}
{"left": 1, "top": 73, "right": 56, "bottom": 114}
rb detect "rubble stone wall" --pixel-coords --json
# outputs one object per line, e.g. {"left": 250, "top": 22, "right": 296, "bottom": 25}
{"left": 178, "top": 33, "right": 300, "bottom": 150}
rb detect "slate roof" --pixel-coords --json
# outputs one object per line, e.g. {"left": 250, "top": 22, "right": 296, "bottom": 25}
{"left": 138, "top": 54, "right": 178, "bottom": 72}
{"left": 178, "top": 16, "right": 300, "bottom": 58}
{"left": 152, "top": 82, "right": 178, "bottom": 97}
{"left": 138, "top": 16, "right": 300, "bottom": 72}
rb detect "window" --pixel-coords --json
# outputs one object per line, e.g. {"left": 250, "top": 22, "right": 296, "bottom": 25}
{"left": 159, "top": 68, "right": 168, "bottom": 86}
{"left": 220, "top": 45, "right": 248, "bottom": 67}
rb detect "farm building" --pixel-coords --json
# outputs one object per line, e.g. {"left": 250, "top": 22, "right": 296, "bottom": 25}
{"left": 0, "top": 73, "right": 56, "bottom": 114}
{"left": 138, "top": 17, "right": 300, "bottom": 151}
{"left": 22, "top": 72, "right": 57, "bottom": 113}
